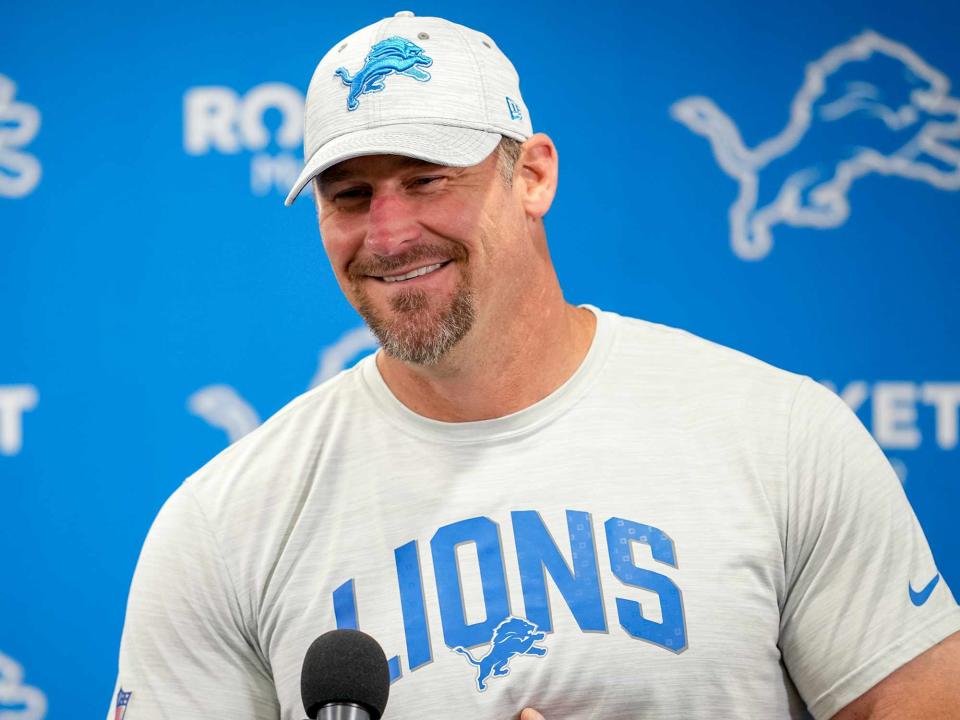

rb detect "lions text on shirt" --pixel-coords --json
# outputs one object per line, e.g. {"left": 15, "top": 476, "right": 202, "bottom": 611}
{"left": 110, "top": 307, "right": 960, "bottom": 719}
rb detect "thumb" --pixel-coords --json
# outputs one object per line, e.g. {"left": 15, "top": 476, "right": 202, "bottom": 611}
{"left": 520, "top": 709, "right": 545, "bottom": 720}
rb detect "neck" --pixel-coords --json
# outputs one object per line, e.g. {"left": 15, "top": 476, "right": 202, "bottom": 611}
{"left": 375, "top": 278, "right": 597, "bottom": 422}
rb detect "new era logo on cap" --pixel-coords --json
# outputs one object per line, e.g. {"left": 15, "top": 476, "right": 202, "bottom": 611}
{"left": 284, "top": 11, "right": 533, "bottom": 205}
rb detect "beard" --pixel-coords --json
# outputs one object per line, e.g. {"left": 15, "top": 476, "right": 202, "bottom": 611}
{"left": 348, "top": 244, "right": 476, "bottom": 366}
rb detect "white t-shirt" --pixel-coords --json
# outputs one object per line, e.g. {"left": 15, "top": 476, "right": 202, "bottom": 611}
{"left": 108, "top": 307, "right": 960, "bottom": 720}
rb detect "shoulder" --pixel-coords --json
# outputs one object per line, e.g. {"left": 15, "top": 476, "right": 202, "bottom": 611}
{"left": 599, "top": 308, "right": 809, "bottom": 411}
{"left": 125, "top": 358, "right": 380, "bottom": 637}
{"left": 181, "top": 356, "right": 375, "bottom": 520}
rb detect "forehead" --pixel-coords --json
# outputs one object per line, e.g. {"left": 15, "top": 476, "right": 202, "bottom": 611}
{"left": 318, "top": 155, "right": 449, "bottom": 185}
{"left": 317, "top": 150, "right": 502, "bottom": 187}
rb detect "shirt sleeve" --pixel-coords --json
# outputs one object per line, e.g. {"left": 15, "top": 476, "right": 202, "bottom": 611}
{"left": 106, "top": 483, "right": 280, "bottom": 720}
{"left": 779, "top": 378, "right": 960, "bottom": 719}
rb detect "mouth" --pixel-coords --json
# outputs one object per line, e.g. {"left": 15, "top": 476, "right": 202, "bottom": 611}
{"left": 373, "top": 260, "right": 452, "bottom": 284}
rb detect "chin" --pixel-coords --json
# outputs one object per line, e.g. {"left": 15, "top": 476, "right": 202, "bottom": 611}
{"left": 360, "top": 287, "right": 476, "bottom": 366}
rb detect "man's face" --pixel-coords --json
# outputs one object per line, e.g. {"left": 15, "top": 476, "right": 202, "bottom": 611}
{"left": 316, "top": 149, "right": 517, "bottom": 365}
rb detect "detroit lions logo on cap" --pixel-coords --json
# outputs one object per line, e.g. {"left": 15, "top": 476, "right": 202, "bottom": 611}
{"left": 334, "top": 36, "right": 433, "bottom": 111}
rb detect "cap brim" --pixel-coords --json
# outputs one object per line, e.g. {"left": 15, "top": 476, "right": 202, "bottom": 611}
{"left": 284, "top": 124, "right": 503, "bottom": 206}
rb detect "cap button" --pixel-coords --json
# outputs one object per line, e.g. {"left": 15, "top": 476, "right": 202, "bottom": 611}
{"left": 394, "top": 10, "right": 415, "bottom": 17}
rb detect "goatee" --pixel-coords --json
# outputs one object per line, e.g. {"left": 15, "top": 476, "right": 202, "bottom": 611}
{"left": 349, "top": 245, "right": 476, "bottom": 365}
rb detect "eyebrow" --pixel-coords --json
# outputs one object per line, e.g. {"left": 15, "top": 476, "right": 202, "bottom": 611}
{"left": 318, "top": 157, "right": 442, "bottom": 187}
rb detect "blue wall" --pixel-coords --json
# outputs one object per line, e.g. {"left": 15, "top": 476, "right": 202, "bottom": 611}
{"left": 2, "top": 0, "right": 958, "bottom": 716}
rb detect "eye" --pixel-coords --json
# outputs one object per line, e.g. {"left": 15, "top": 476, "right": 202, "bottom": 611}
{"left": 409, "top": 175, "right": 445, "bottom": 189}
{"left": 334, "top": 187, "right": 371, "bottom": 200}
{"left": 331, "top": 186, "right": 372, "bottom": 209}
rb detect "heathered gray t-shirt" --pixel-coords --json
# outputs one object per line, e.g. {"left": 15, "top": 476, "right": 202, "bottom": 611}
{"left": 108, "top": 307, "right": 960, "bottom": 719}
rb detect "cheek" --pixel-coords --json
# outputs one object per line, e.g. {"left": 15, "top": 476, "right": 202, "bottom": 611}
{"left": 477, "top": 204, "right": 530, "bottom": 291}
{"left": 447, "top": 189, "right": 515, "bottom": 259}
{"left": 423, "top": 202, "right": 474, "bottom": 239}
{"left": 320, "top": 237, "right": 362, "bottom": 305}
{"left": 320, "top": 219, "right": 363, "bottom": 278}
{"left": 476, "top": 196, "right": 521, "bottom": 257}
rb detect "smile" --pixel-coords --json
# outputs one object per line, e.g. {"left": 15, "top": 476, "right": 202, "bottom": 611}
{"left": 379, "top": 262, "right": 449, "bottom": 283}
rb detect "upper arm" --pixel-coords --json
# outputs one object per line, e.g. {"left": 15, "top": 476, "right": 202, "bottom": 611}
{"left": 778, "top": 379, "right": 960, "bottom": 719}
{"left": 107, "top": 485, "right": 280, "bottom": 720}
{"left": 831, "top": 630, "right": 960, "bottom": 719}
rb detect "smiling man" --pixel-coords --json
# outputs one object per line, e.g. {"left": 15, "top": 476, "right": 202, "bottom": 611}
{"left": 310, "top": 138, "right": 594, "bottom": 423}
{"left": 318, "top": 154, "right": 491, "bottom": 369}
{"left": 109, "top": 12, "right": 960, "bottom": 720}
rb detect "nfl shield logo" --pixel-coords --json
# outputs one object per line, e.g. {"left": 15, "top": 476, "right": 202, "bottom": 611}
{"left": 115, "top": 687, "right": 132, "bottom": 720}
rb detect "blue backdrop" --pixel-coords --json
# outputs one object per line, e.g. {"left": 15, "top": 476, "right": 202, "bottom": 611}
{"left": 2, "top": 0, "right": 958, "bottom": 716}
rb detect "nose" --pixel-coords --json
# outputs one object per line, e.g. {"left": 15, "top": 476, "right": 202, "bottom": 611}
{"left": 364, "top": 191, "right": 421, "bottom": 256}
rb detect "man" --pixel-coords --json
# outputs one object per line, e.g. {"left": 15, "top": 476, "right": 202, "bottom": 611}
{"left": 109, "top": 12, "right": 960, "bottom": 720}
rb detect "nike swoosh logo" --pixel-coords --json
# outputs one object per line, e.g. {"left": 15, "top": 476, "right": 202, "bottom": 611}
{"left": 909, "top": 573, "right": 941, "bottom": 606}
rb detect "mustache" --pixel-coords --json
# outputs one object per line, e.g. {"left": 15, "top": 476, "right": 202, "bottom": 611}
{"left": 347, "top": 243, "right": 468, "bottom": 279}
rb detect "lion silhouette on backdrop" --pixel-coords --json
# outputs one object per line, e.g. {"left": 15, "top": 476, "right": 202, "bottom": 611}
{"left": 672, "top": 31, "right": 960, "bottom": 260}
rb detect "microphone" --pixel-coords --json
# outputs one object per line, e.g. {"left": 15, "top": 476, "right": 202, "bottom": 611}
{"left": 301, "top": 629, "right": 391, "bottom": 720}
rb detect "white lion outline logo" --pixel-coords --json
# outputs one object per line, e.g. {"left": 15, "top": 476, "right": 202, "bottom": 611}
{"left": 188, "top": 325, "right": 378, "bottom": 443}
{"left": 0, "top": 75, "right": 42, "bottom": 199}
{"left": 671, "top": 30, "right": 960, "bottom": 260}
{"left": 0, "top": 651, "right": 47, "bottom": 719}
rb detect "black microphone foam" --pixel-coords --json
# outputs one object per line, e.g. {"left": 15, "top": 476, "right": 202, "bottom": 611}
{"left": 301, "top": 629, "right": 391, "bottom": 720}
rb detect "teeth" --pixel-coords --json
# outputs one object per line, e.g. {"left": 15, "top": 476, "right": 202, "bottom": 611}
{"left": 382, "top": 263, "right": 443, "bottom": 283}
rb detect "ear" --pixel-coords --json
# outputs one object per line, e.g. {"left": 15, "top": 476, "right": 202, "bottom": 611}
{"left": 516, "top": 133, "right": 558, "bottom": 219}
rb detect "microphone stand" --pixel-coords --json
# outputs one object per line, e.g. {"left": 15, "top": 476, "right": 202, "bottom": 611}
{"left": 315, "top": 702, "right": 371, "bottom": 720}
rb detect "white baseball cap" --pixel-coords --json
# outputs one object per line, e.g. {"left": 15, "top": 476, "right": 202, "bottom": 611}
{"left": 284, "top": 11, "right": 533, "bottom": 206}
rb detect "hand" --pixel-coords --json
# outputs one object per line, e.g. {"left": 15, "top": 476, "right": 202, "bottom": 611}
{"left": 520, "top": 709, "right": 545, "bottom": 720}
